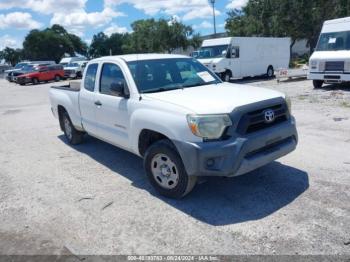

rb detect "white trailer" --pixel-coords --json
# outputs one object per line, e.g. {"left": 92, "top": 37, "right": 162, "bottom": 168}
{"left": 197, "top": 37, "right": 291, "bottom": 81}
{"left": 308, "top": 17, "right": 350, "bottom": 88}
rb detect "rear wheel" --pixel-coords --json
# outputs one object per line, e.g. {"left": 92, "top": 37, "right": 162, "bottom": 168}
{"left": 313, "top": 80, "right": 323, "bottom": 89}
{"left": 267, "top": 66, "right": 274, "bottom": 78}
{"left": 54, "top": 75, "right": 61, "bottom": 82}
{"left": 61, "top": 112, "right": 84, "bottom": 145}
{"left": 144, "top": 140, "right": 197, "bottom": 199}
{"left": 32, "top": 78, "right": 39, "bottom": 85}
{"left": 221, "top": 70, "right": 232, "bottom": 82}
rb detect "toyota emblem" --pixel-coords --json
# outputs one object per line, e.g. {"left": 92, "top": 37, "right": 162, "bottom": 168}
{"left": 264, "top": 109, "right": 275, "bottom": 123}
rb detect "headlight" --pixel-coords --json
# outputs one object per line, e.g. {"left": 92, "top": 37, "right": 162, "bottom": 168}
{"left": 187, "top": 114, "right": 232, "bottom": 140}
{"left": 286, "top": 96, "right": 292, "bottom": 114}
{"left": 319, "top": 61, "right": 325, "bottom": 71}
{"left": 310, "top": 60, "right": 317, "bottom": 67}
{"left": 345, "top": 61, "right": 350, "bottom": 72}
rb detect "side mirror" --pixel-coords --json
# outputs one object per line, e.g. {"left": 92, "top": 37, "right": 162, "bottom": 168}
{"left": 110, "top": 81, "right": 129, "bottom": 98}
{"left": 231, "top": 49, "right": 237, "bottom": 58}
{"left": 222, "top": 50, "right": 227, "bottom": 57}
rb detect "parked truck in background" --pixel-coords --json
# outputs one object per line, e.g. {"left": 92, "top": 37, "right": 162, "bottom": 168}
{"left": 49, "top": 54, "right": 298, "bottom": 198}
{"left": 197, "top": 37, "right": 291, "bottom": 82}
{"left": 59, "top": 57, "right": 87, "bottom": 67}
{"left": 308, "top": 16, "right": 350, "bottom": 88}
{"left": 64, "top": 61, "right": 88, "bottom": 79}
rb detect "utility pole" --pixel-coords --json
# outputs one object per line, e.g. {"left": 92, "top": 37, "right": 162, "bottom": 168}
{"left": 210, "top": 0, "right": 216, "bottom": 37}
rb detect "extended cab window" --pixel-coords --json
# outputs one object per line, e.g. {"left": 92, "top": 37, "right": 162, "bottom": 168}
{"left": 84, "top": 64, "right": 98, "bottom": 92}
{"left": 100, "top": 63, "right": 128, "bottom": 96}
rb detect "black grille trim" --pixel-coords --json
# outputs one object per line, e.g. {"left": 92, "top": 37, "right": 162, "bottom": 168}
{"left": 325, "top": 61, "right": 344, "bottom": 72}
{"left": 236, "top": 103, "right": 289, "bottom": 135}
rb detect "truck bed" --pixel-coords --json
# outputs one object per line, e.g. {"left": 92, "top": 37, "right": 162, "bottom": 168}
{"left": 51, "top": 81, "right": 81, "bottom": 92}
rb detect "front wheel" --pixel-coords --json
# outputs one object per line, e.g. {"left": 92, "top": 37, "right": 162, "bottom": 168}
{"left": 267, "top": 66, "right": 274, "bottom": 78}
{"left": 144, "top": 140, "right": 197, "bottom": 199}
{"left": 54, "top": 75, "right": 61, "bottom": 82}
{"left": 313, "top": 80, "right": 323, "bottom": 89}
{"left": 221, "top": 71, "right": 232, "bottom": 82}
{"left": 61, "top": 112, "right": 84, "bottom": 145}
{"left": 32, "top": 78, "right": 39, "bottom": 85}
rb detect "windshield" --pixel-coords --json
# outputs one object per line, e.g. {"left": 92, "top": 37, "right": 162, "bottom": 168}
{"left": 22, "top": 65, "right": 39, "bottom": 72}
{"left": 316, "top": 30, "right": 350, "bottom": 51}
{"left": 67, "top": 62, "right": 79, "bottom": 67}
{"left": 197, "top": 45, "right": 229, "bottom": 59}
{"left": 127, "top": 58, "right": 221, "bottom": 94}
{"left": 14, "top": 63, "right": 27, "bottom": 69}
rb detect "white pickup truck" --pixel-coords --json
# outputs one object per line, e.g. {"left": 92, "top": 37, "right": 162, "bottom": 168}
{"left": 49, "top": 54, "right": 298, "bottom": 198}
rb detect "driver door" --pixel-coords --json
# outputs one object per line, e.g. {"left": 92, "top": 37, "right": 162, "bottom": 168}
{"left": 94, "top": 62, "right": 130, "bottom": 149}
{"left": 229, "top": 46, "right": 241, "bottom": 78}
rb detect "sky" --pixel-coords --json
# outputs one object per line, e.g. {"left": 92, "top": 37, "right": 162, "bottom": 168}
{"left": 0, "top": 0, "right": 248, "bottom": 50}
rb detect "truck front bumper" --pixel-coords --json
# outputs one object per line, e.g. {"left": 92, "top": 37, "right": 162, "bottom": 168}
{"left": 308, "top": 72, "right": 350, "bottom": 83}
{"left": 174, "top": 117, "right": 298, "bottom": 177}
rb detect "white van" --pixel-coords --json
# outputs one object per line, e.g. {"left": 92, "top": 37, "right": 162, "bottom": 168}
{"left": 308, "top": 17, "right": 350, "bottom": 88}
{"left": 59, "top": 57, "right": 86, "bottom": 67}
{"left": 197, "top": 37, "right": 290, "bottom": 81}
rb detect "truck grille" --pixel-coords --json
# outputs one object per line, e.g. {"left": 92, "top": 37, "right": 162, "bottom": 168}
{"left": 325, "top": 61, "right": 344, "bottom": 71}
{"left": 236, "top": 104, "right": 288, "bottom": 135}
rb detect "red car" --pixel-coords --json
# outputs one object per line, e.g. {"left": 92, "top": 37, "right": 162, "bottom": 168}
{"left": 16, "top": 65, "right": 64, "bottom": 85}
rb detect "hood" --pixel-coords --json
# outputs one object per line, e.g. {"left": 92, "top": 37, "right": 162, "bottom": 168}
{"left": 64, "top": 66, "right": 79, "bottom": 70}
{"left": 5, "top": 68, "right": 21, "bottom": 73}
{"left": 143, "top": 82, "right": 285, "bottom": 114}
{"left": 197, "top": 58, "right": 224, "bottom": 65}
{"left": 311, "top": 50, "right": 350, "bottom": 60}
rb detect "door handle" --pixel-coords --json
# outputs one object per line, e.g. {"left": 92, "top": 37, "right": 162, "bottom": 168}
{"left": 94, "top": 100, "right": 102, "bottom": 106}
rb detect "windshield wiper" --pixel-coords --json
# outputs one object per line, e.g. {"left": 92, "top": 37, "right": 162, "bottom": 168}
{"left": 141, "top": 87, "right": 182, "bottom": 94}
{"left": 182, "top": 82, "right": 217, "bottom": 88}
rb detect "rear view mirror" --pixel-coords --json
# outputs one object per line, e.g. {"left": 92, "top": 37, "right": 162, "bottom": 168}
{"left": 222, "top": 50, "right": 227, "bottom": 56}
{"left": 110, "top": 81, "right": 129, "bottom": 98}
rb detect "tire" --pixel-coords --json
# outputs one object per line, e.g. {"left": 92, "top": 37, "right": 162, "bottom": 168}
{"left": 267, "top": 66, "right": 274, "bottom": 78}
{"left": 221, "top": 70, "right": 232, "bottom": 82}
{"left": 313, "top": 80, "right": 323, "bottom": 89}
{"left": 61, "top": 111, "right": 84, "bottom": 145}
{"left": 54, "top": 75, "right": 61, "bottom": 82}
{"left": 32, "top": 78, "right": 39, "bottom": 85}
{"left": 144, "top": 139, "right": 197, "bottom": 199}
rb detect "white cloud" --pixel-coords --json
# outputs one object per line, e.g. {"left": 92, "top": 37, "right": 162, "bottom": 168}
{"left": 182, "top": 6, "right": 220, "bottom": 21}
{"left": 193, "top": 21, "right": 213, "bottom": 30}
{"left": 0, "top": 0, "right": 87, "bottom": 15}
{"left": 0, "top": 12, "right": 42, "bottom": 30}
{"left": 105, "top": 0, "right": 220, "bottom": 21}
{"left": 50, "top": 8, "right": 125, "bottom": 37}
{"left": 226, "top": 0, "right": 248, "bottom": 10}
{"left": 104, "top": 24, "right": 128, "bottom": 36}
{"left": 0, "top": 35, "right": 21, "bottom": 50}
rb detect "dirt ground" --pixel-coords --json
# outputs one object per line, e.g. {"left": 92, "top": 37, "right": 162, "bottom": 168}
{"left": 0, "top": 76, "right": 349, "bottom": 256}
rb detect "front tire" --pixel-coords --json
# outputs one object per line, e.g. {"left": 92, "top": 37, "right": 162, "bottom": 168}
{"left": 32, "top": 78, "right": 39, "bottom": 85}
{"left": 313, "top": 80, "right": 323, "bottom": 89}
{"left": 144, "top": 140, "right": 197, "bottom": 199}
{"left": 221, "top": 70, "right": 232, "bottom": 82}
{"left": 61, "top": 112, "right": 84, "bottom": 145}
{"left": 267, "top": 66, "right": 274, "bottom": 78}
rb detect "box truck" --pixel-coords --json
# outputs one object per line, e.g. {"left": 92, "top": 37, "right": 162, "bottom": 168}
{"left": 308, "top": 17, "right": 350, "bottom": 88}
{"left": 197, "top": 37, "right": 290, "bottom": 81}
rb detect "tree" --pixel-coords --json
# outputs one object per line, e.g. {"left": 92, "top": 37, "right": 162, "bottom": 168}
{"left": 0, "top": 47, "right": 22, "bottom": 66}
{"left": 129, "top": 18, "right": 193, "bottom": 53}
{"left": 225, "top": 0, "right": 350, "bottom": 54}
{"left": 22, "top": 25, "right": 87, "bottom": 63}
{"left": 88, "top": 32, "right": 131, "bottom": 58}
{"left": 189, "top": 33, "right": 203, "bottom": 50}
